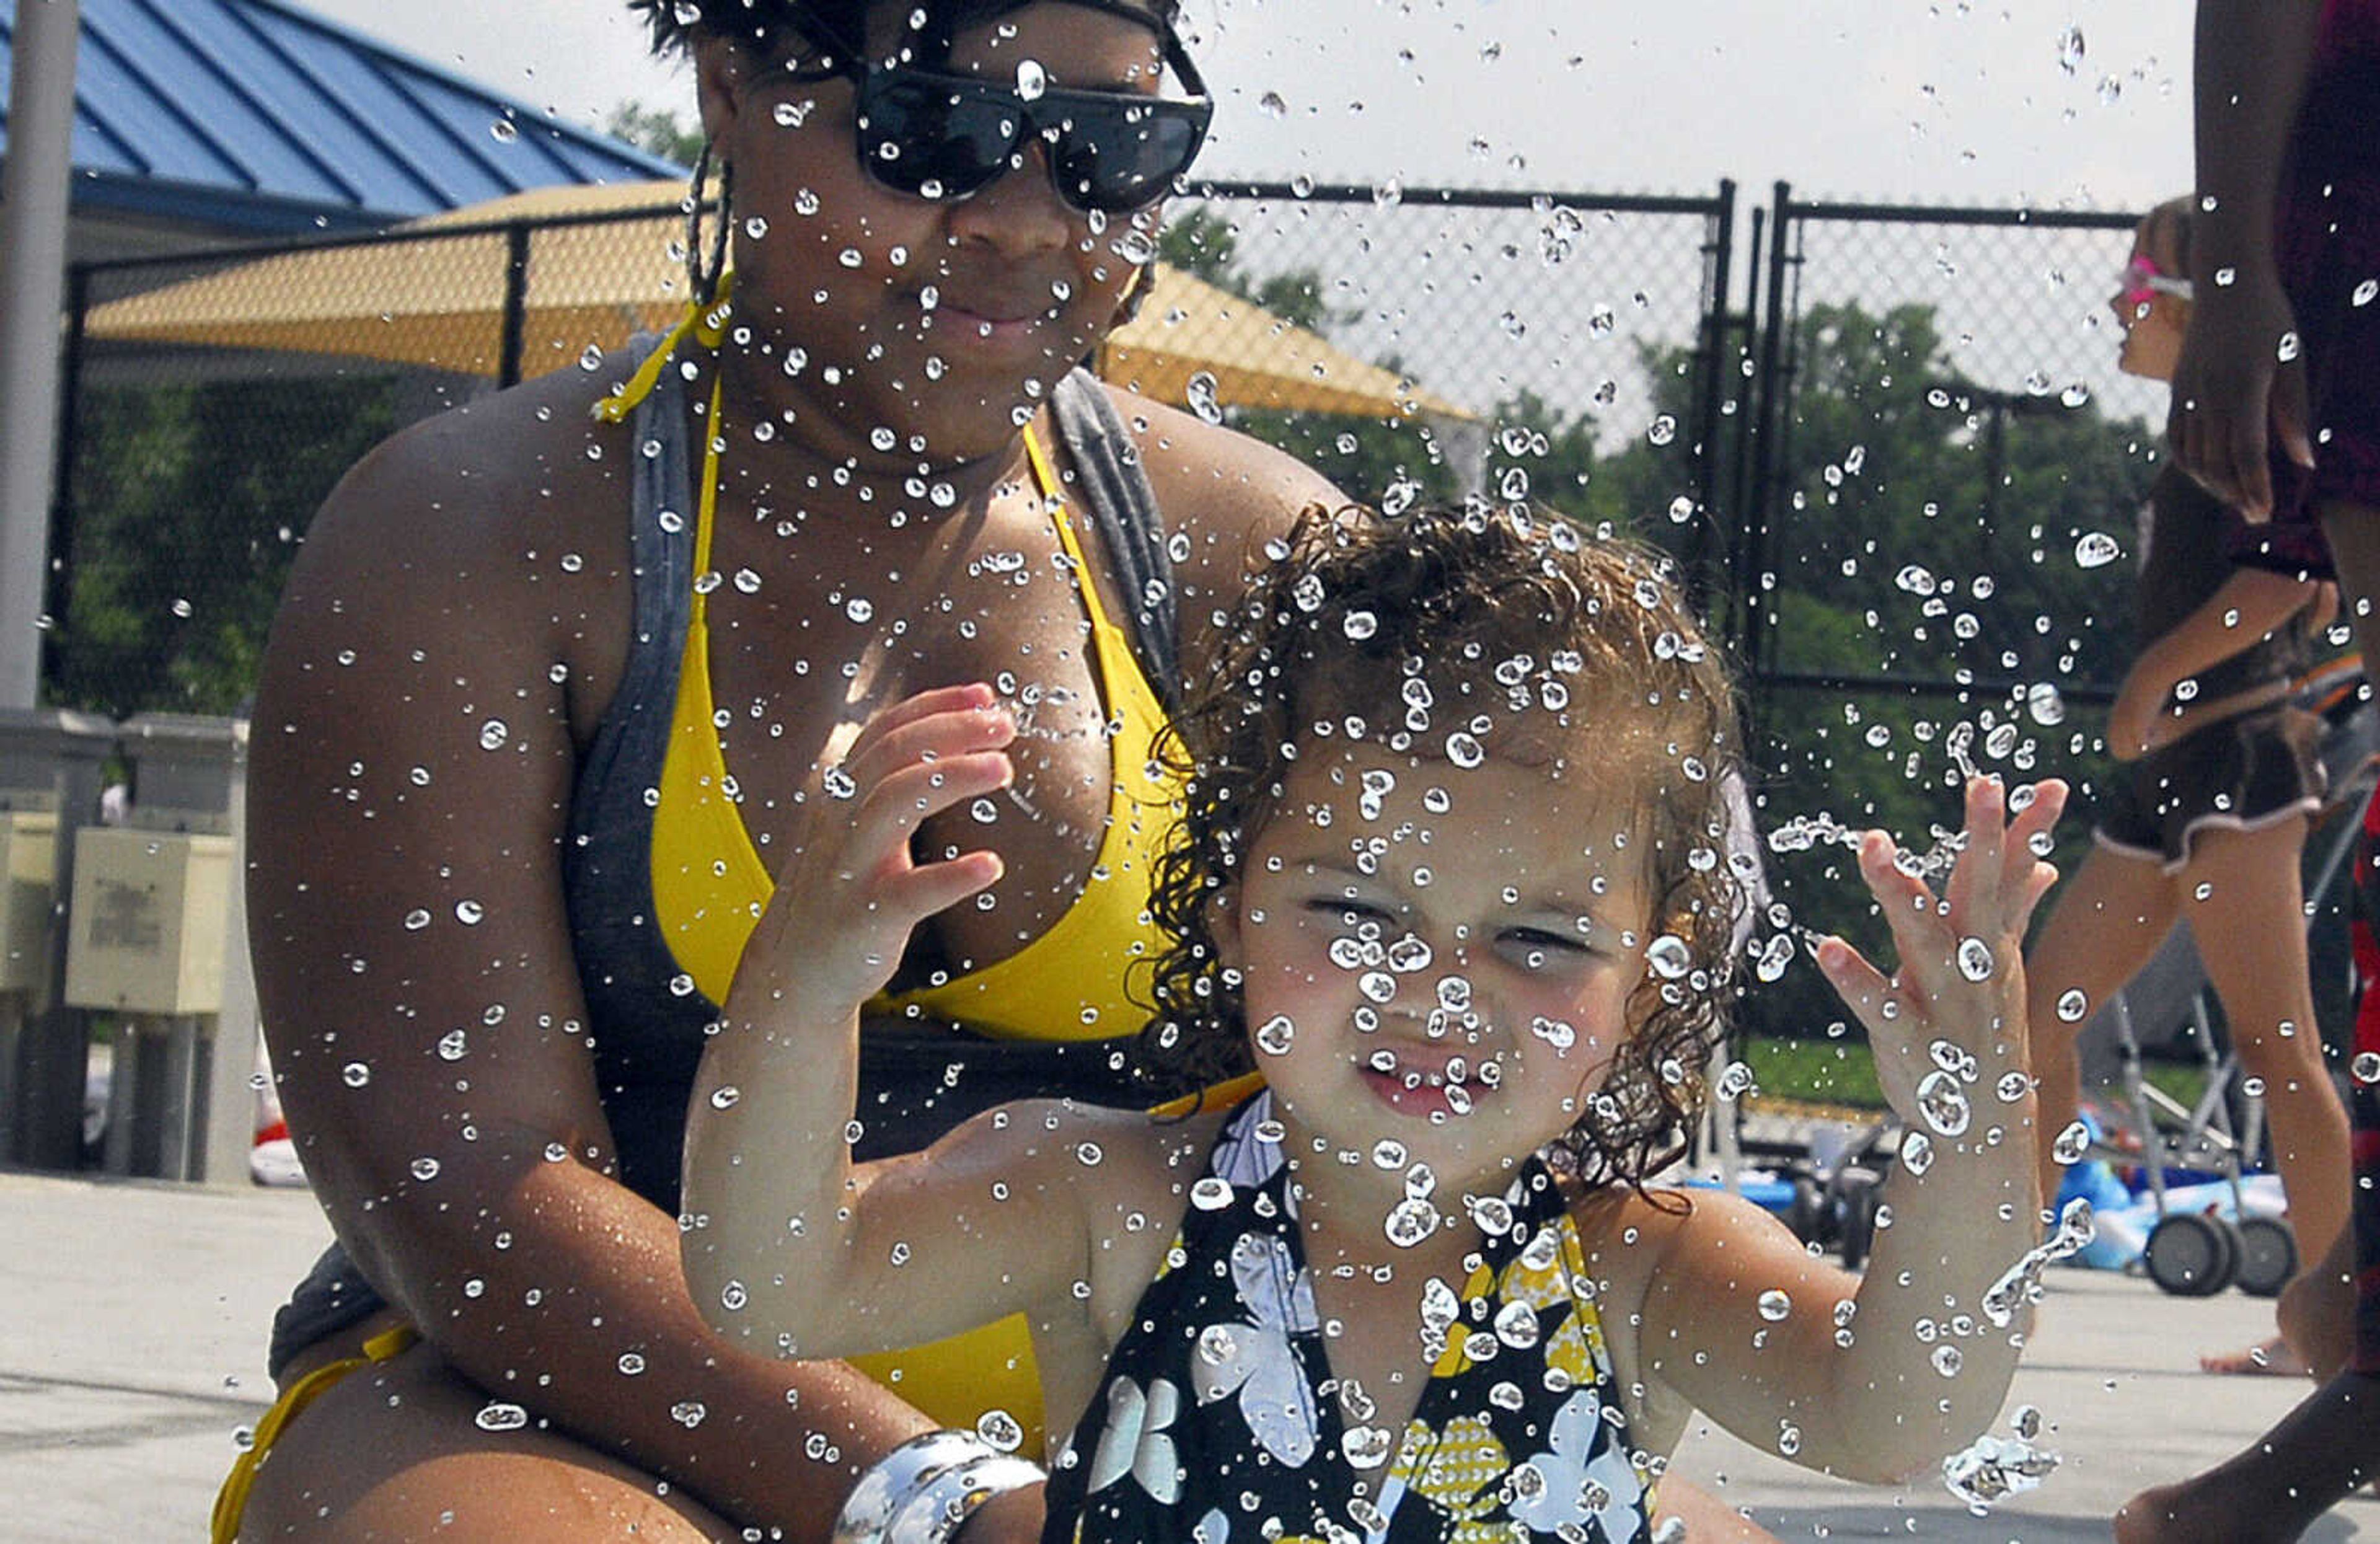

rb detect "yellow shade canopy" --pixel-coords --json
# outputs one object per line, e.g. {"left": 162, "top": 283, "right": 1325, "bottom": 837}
{"left": 84, "top": 179, "right": 1468, "bottom": 421}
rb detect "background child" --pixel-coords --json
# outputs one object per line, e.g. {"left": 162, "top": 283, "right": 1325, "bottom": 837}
{"left": 683, "top": 503, "right": 2063, "bottom": 1544}
{"left": 2022, "top": 198, "right": 2345, "bottom": 1377}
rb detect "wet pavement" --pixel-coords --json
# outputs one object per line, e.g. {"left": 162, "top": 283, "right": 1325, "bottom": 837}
{"left": 2, "top": 1166, "right": 2371, "bottom": 1540}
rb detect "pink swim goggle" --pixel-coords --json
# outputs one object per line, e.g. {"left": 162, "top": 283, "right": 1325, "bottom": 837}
{"left": 2119, "top": 253, "right": 2195, "bottom": 308}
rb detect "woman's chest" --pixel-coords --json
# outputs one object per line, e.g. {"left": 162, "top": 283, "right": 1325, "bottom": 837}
{"left": 699, "top": 521, "right": 1134, "bottom": 960}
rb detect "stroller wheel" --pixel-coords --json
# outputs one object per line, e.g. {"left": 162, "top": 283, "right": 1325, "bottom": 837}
{"left": 1830, "top": 1168, "right": 1882, "bottom": 1271}
{"left": 1786, "top": 1175, "right": 1827, "bottom": 1246}
{"left": 2232, "top": 1216, "right": 2298, "bottom": 1298}
{"left": 2144, "top": 1212, "right": 2239, "bottom": 1297}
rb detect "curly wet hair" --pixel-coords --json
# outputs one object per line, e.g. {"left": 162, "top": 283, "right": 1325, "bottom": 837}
{"left": 1139, "top": 500, "right": 1749, "bottom": 1192}
{"left": 629, "top": 0, "right": 1181, "bottom": 63}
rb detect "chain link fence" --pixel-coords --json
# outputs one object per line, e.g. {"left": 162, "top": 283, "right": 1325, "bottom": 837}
{"left": 58, "top": 203, "right": 698, "bottom": 718}
{"left": 52, "top": 182, "right": 1736, "bottom": 719}
{"left": 75, "top": 183, "right": 2303, "bottom": 1060}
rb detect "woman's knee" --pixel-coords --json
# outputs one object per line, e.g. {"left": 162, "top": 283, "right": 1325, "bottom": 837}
{"left": 235, "top": 1351, "right": 730, "bottom": 1542}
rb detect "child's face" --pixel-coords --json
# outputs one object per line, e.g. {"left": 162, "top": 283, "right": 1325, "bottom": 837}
{"left": 2112, "top": 225, "right": 2189, "bottom": 384}
{"left": 1219, "top": 736, "right": 1654, "bottom": 1195}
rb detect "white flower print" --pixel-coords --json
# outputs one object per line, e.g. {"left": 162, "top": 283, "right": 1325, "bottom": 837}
{"left": 1190, "top": 1230, "right": 1322, "bottom": 1468}
{"left": 1505, "top": 1385, "right": 1647, "bottom": 1541}
{"left": 1208, "top": 1090, "right": 1285, "bottom": 1191}
{"left": 1087, "top": 1374, "right": 1184, "bottom": 1504}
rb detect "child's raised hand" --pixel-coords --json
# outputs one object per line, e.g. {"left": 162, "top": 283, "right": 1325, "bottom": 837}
{"left": 725, "top": 682, "right": 1017, "bottom": 1033}
{"left": 1814, "top": 777, "right": 2068, "bottom": 1120}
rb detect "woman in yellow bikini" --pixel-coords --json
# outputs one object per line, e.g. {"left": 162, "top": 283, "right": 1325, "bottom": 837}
{"left": 218, "top": 4, "right": 1777, "bottom": 1540}
{"left": 220, "top": 2, "right": 1334, "bottom": 1538}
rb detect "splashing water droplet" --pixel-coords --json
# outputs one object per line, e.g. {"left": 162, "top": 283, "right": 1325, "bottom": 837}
{"left": 1343, "top": 610, "right": 1379, "bottom": 640}
{"left": 1757, "top": 1289, "right": 1792, "bottom": 1321}
{"left": 1184, "top": 371, "right": 1223, "bottom": 424}
{"left": 2051, "top": 1120, "right": 2092, "bottom": 1165}
{"left": 1253, "top": 1015, "right": 1297, "bottom": 1056}
{"left": 1916, "top": 1070, "right": 1973, "bottom": 1137}
{"left": 1646, "top": 935, "right": 1692, "bottom": 979}
{"left": 2056, "top": 24, "right": 2086, "bottom": 72}
{"left": 475, "top": 1401, "right": 529, "bottom": 1432}
{"left": 1385, "top": 1195, "right": 1440, "bottom": 1247}
{"left": 1646, "top": 415, "right": 1677, "bottom": 446}
{"left": 976, "top": 1408, "right": 1025, "bottom": 1452}
{"left": 2073, "top": 532, "right": 2121, "bottom": 569}
{"left": 1714, "top": 1060, "right": 1755, "bottom": 1102}
{"left": 1944, "top": 1429, "right": 2061, "bottom": 1512}
{"left": 1955, "top": 937, "right": 1995, "bottom": 982}
{"left": 1900, "top": 1129, "right": 1936, "bottom": 1176}
{"left": 2055, "top": 988, "right": 2089, "bottom": 1023}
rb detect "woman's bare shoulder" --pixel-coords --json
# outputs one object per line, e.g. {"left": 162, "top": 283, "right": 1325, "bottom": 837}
{"left": 1100, "top": 385, "right": 1344, "bottom": 588}
{"left": 309, "top": 368, "right": 634, "bottom": 563}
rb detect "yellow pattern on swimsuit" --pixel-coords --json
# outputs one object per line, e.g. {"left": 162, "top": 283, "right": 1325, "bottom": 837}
{"left": 636, "top": 326, "right": 1179, "bottom": 1453}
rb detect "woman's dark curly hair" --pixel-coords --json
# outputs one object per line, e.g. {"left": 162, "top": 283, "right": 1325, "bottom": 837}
{"left": 630, "top": 0, "right": 1181, "bottom": 64}
{"left": 1139, "top": 500, "right": 1748, "bottom": 1192}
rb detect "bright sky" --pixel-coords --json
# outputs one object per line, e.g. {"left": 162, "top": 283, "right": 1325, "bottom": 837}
{"left": 309, "top": 0, "right": 2197, "bottom": 211}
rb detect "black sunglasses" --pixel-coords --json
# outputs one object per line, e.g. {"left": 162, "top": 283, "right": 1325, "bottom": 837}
{"left": 764, "top": 22, "right": 1212, "bottom": 215}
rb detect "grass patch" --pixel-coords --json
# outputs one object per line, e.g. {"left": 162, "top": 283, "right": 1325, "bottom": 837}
{"left": 1739, "top": 1032, "right": 2215, "bottom": 1118}
{"left": 1740, "top": 1033, "right": 1884, "bottom": 1109}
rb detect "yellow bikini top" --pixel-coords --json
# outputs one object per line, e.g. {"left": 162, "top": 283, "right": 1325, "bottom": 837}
{"left": 599, "top": 297, "right": 1178, "bottom": 1040}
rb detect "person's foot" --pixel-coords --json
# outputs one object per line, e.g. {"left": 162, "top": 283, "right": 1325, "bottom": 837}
{"left": 2200, "top": 1334, "right": 2312, "bottom": 1377}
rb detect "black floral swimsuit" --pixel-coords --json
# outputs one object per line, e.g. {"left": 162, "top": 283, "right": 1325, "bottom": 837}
{"left": 1043, "top": 1090, "right": 1654, "bottom": 1544}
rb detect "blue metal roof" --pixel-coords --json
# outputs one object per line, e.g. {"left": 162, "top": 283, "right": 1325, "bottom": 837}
{"left": 1, "top": 0, "right": 686, "bottom": 235}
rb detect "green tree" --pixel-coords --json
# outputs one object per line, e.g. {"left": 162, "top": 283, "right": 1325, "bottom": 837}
{"left": 604, "top": 101, "right": 703, "bottom": 167}
{"left": 56, "top": 377, "right": 402, "bottom": 717}
{"left": 1594, "top": 301, "right": 2157, "bottom": 1050}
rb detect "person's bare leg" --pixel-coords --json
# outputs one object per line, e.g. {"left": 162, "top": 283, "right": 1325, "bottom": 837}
{"left": 235, "top": 1341, "right": 735, "bottom": 1542}
{"left": 2187, "top": 819, "right": 2353, "bottom": 1276}
{"left": 2024, "top": 845, "right": 2180, "bottom": 1211}
{"left": 1655, "top": 1478, "right": 1782, "bottom": 1543}
{"left": 2114, "top": 1371, "right": 2380, "bottom": 1543}
{"left": 2279, "top": 1225, "right": 2360, "bottom": 1379}
{"left": 2319, "top": 500, "right": 2380, "bottom": 668}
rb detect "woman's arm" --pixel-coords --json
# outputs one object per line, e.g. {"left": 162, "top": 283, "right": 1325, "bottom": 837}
{"left": 2169, "top": 0, "right": 2325, "bottom": 516}
{"left": 2108, "top": 568, "right": 2324, "bottom": 757}
{"left": 1624, "top": 777, "right": 2065, "bottom": 1483}
{"left": 251, "top": 401, "right": 984, "bottom": 1537}
{"left": 681, "top": 689, "right": 1108, "bottom": 1358}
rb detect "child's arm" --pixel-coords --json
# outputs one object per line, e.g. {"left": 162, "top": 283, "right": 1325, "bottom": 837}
{"left": 1624, "top": 775, "right": 2065, "bottom": 1484}
{"left": 2107, "top": 569, "right": 2325, "bottom": 759}
{"left": 679, "top": 684, "right": 1092, "bottom": 1360}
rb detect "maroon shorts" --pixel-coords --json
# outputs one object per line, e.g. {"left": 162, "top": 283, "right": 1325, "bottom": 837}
{"left": 2226, "top": 62, "right": 2380, "bottom": 580}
